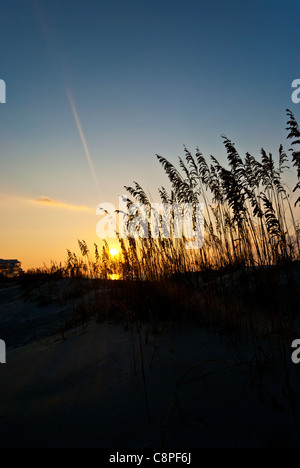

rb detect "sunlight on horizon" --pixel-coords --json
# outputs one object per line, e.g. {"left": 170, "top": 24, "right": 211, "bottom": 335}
{"left": 109, "top": 248, "right": 119, "bottom": 258}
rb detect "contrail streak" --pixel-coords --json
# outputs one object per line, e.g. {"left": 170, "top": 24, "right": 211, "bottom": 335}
{"left": 66, "top": 88, "right": 101, "bottom": 197}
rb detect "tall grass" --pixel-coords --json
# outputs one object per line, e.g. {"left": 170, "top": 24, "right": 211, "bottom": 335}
{"left": 117, "top": 109, "right": 300, "bottom": 279}
{"left": 30, "top": 109, "right": 299, "bottom": 282}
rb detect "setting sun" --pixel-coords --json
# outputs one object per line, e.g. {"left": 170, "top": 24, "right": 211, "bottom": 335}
{"left": 109, "top": 248, "right": 119, "bottom": 258}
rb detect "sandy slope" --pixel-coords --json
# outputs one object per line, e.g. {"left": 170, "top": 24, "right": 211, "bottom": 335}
{"left": 0, "top": 319, "right": 299, "bottom": 448}
{"left": 0, "top": 283, "right": 74, "bottom": 348}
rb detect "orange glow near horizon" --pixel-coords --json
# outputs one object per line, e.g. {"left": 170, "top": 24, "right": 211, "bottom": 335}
{"left": 0, "top": 192, "right": 100, "bottom": 271}
{"left": 109, "top": 248, "right": 119, "bottom": 258}
{"left": 108, "top": 274, "right": 120, "bottom": 281}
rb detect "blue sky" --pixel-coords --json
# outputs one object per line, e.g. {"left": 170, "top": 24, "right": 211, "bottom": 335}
{"left": 0, "top": 0, "right": 299, "bottom": 268}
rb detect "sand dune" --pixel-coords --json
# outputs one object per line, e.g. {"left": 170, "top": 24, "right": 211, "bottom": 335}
{"left": 0, "top": 318, "right": 299, "bottom": 448}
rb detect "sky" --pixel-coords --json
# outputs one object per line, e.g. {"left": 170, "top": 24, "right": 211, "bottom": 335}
{"left": 0, "top": 0, "right": 299, "bottom": 270}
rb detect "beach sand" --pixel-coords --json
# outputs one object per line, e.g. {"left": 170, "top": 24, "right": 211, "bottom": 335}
{"left": 0, "top": 315, "right": 299, "bottom": 448}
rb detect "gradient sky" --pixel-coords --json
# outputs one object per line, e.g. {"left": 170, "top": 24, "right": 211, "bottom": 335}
{"left": 0, "top": 0, "right": 299, "bottom": 269}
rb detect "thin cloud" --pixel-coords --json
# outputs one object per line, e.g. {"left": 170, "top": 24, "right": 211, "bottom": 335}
{"left": 35, "top": 196, "right": 92, "bottom": 212}
{"left": 0, "top": 192, "right": 93, "bottom": 212}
